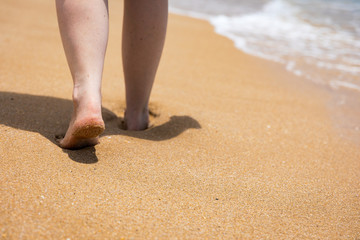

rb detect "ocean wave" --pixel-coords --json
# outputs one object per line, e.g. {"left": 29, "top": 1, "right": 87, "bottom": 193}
{"left": 170, "top": 0, "right": 360, "bottom": 91}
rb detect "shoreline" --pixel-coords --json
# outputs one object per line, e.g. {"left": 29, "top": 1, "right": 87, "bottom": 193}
{"left": 168, "top": 9, "right": 360, "bottom": 145}
{"left": 171, "top": 9, "right": 360, "bottom": 146}
{"left": 1, "top": 0, "right": 360, "bottom": 239}
{"left": 164, "top": 12, "right": 360, "bottom": 146}
{"left": 169, "top": 3, "right": 360, "bottom": 95}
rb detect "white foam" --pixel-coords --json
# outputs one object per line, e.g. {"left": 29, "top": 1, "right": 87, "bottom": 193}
{"left": 316, "top": 61, "right": 360, "bottom": 74}
{"left": 330, "top": 80, "right": 360, "bottom": 92}
{"left": 170, "top": 0, "right": 360, "bottom": 90}
{"left": 210, "top": 0, "right": 359, "bottom": 61}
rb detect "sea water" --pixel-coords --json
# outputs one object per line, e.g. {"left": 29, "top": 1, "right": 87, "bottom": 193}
{"left": 169, "top": 0, "right": 360, "bottom": 93}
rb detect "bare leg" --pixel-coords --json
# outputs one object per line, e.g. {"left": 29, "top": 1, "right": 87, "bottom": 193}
{"left": 56, "top": 0, "right": 108, "bottom": 149}
{"left": 122, "top": 0, "right": 168, "bottom": 130}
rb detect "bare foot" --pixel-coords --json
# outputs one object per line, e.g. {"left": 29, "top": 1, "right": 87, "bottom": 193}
{"left": 58, "top": 91, "right": 105, "bottom": 149}
{"left": 59, "top": 119, "right": 104, "bottom": 150}
{"left": 123, "top": 107, "right": 149, "bottom": 131}
{"left": 59, "top": 115, "right": 105, "bottom": 149}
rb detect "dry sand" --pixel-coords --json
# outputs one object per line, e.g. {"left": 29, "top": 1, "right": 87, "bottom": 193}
{"left": 1, "top": 0, "right": 359, "bottom": 239}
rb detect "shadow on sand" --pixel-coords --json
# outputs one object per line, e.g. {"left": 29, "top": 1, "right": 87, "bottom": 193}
{"left": 0, "top": 91, "right": 201, "bottom": 164}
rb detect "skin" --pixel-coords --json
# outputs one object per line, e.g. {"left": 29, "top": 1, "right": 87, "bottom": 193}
{"left": 55, "top": 0, "right": 168, "bottom": 149}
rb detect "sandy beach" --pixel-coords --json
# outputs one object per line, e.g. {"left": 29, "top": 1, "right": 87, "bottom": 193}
{"left": 1, "top": 0, "right": 359, "bottom": 239}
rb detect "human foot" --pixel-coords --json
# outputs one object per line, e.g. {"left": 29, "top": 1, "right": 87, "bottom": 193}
{"left": 123, "top": 107, "right": 149, "bottom": 131}
{"left": 59, "top": 114, "right": 105, "bottom": 149}
{"left": 58, "top": 91, "right": 105, "bottom": 149}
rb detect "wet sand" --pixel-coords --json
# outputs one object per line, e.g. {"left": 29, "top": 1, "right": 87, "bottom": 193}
{"left": 0, "top": 0, "right": 359, "bottom": 239}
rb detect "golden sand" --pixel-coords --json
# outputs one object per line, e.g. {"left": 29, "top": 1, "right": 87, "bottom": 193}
{"left": 0, "top": 0, "right": 359, "bottom": 239}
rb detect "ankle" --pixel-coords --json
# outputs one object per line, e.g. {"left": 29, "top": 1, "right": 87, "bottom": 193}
{"left": 71, "top": 89, "right": 102, "bottom": 121}
{"left": 73, "top": 84, "right": 101, "bottom": 103}
{"left": 124, "top": 106, "right": 149, "bottom": 131}
{"left": 126, "top": 105, "right": 148, "bottom": 117}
